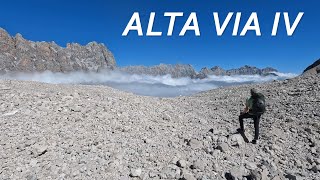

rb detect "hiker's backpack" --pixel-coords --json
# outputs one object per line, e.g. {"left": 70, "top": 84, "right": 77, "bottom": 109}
{"left": 250, "top": 94, "right": 266, "bottom": 115}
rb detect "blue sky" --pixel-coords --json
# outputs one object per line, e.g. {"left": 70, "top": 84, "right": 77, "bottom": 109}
{"left": 0, "top": 0, "right": 319, "bottom": 73}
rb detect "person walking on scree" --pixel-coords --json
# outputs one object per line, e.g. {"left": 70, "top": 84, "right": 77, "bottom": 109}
{"left": 238, "top": 88, "right": 266, "bottom": 144}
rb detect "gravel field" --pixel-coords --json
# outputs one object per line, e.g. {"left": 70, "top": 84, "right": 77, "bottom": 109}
{"left": 0, "top": 74, "right": 319, "bottom": 180}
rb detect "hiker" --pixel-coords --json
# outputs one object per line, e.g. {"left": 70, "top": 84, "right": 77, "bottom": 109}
{"left": 238, "top": 88, "right": 266, "bottom": 144}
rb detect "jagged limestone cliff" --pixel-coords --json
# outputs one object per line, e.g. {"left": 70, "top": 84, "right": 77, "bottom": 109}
{"left": 0, "top": 28, "right": 116, "bottom": 73}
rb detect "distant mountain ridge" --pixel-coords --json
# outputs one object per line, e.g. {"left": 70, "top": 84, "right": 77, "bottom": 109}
{"left": 118, "top": 64, "right": 198, "bottom": 78}
{"left": 0, "top": 28, "right": 116, "bottom": 73}
{"left": 196, "top": 65, "right": 278, "bottom": 78}
{"left": 0, "top": 27, "right": 280, "bottom": 78}
{"left": 119, "top": 64, "right": 278, "bottom": 79}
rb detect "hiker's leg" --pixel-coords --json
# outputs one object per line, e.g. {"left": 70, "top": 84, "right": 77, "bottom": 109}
{"left": 253, "top": 115, "right": 261, "bottom": 140}
{"left": 238, "top": 113, "right": 249, "bottom": 131}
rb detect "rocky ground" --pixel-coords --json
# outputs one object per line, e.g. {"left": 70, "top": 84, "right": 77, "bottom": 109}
{"left": 0, "top": 74, "right": 319, "bottom": 180}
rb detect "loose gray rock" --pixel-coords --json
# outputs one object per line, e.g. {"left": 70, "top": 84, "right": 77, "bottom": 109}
{"left": 161, "top": 165, "right": 181, "bottom": 179}
{"left": 188, "top": 139, "right": 202, "bottom": 149}
{"left": 181, "top": 169, "right": 197, "bottom": 180}
{"left": 217, "top": 143, "right": 230, "bottom": 153}
{"left": 310, "top": 165, "right": 319, "bottom": 173}
{"left": 33, "top": 145, "right": 48, "bottom": 157}
{"left": 245, "top": 162, "right": 258, "bottom": 170}
{"left": 177, "top": 159, "right": 187, "bottom": 168}
{"left": 130, "top": 168, "right": 142, "bottom": 177}
{"left": 190, "top": 160, "right": 206, "bottom": 171}
{"left": 229, "top": 134, "right": 245, "bottom": 147}
{"left": 228, "top": 167, "right": 245, "bottom": 180}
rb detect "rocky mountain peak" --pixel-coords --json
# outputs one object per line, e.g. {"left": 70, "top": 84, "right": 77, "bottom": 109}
{"left": 15, "top": 33, "right": 23, "bottom": 39}
{"left": 197, "top": 65, "right": 278, "bottom": 78}
{"left": 0, "top": 27, "right": 116, "bottom": 73}
{"left": 118, "top": 64, "right": 197, "bottom": 78}
{"left": 211, "top": 66, "right": 222, "bottom": 70}
{"left": 0, "top": 28, "right": 12, "bottom": 43}
{"left": 0, "top": 28, "right": 9, "bottom": 37}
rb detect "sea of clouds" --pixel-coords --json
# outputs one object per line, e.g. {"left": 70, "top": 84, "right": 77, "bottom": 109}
{"left": 0, "top": 70, "right": 297, "bottom": 97}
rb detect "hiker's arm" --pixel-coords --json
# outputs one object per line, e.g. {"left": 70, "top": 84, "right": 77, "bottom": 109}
{"left": 242, "top": 99, "right": 250, "bottom": 114}
{"left": 241, "top": 102, "right": 249, "bottom": 114}
{"left": 243, "top": 106, "right": 249, "bottom": 113}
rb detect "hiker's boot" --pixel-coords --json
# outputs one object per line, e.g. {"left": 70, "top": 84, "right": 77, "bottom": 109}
{"left": 252, "top": 139, "right": 258, "bottom": 144}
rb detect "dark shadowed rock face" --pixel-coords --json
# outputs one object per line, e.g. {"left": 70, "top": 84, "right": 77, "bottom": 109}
{"left": 210, "top": 66, "right": 227, "bottom": 76}
{"left": 226, "top": 65, "right": 278, "bottom": 76}
{"left": 0, "top": 28, "right": 116, "bottom": 73}
{"left": 197, "top": 65, "right": 278, "bottom": 78}
{"left": 118, "top": 64, "right": 197, "bottom": 78}
{"left": 303, "top": 59, "right": 320, "bottom": 75}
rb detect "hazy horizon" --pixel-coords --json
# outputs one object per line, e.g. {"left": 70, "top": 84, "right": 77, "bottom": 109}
{"left": 0, "top": 70, "right": 297, "bottom": 97}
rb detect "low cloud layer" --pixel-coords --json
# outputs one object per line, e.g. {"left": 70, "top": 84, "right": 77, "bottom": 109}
{"left": 0, "top": 70, "right": 297, "bottom": 97}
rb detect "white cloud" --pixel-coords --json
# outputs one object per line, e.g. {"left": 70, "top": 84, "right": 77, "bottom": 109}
{"left": 0, "top": 70, "right": 297, "bottom": 97}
